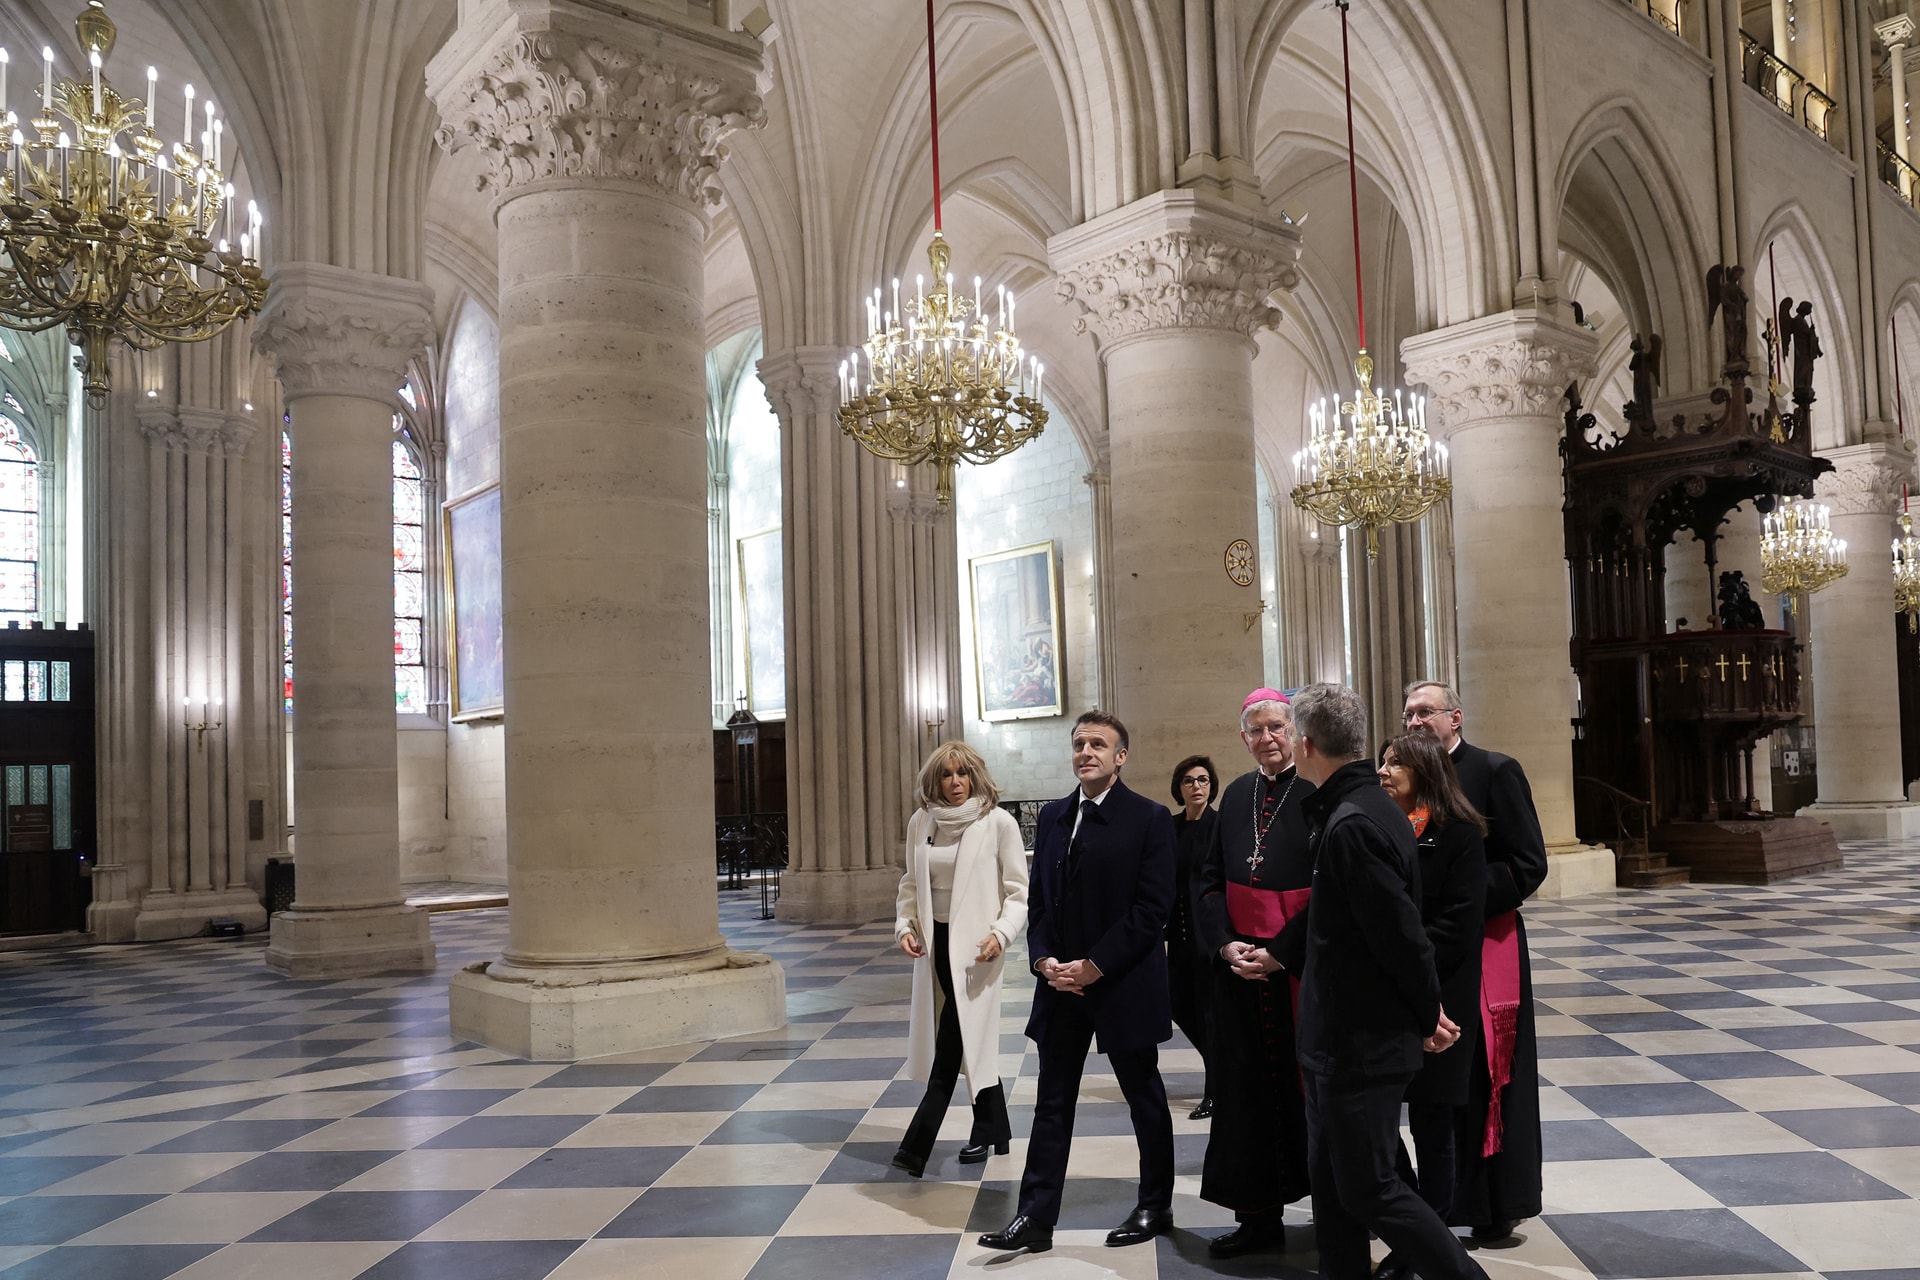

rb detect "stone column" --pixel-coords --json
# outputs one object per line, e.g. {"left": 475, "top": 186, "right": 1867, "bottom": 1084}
{"left": 1801, "top": 445, "right": 1920, "bottom": 837}
{"left": 253, "top": 262, "right": 437, "bottom": 977}
{"left": 429, "top": 2, "right": 782, "bottom": 1057}
{"left": 890, "top": 467, "right": 963, "bottom": 765}
{"left": 1880, "top": 15, "right": 1915, "bottom": 199}
{"left": 1082, "top": 454, "right": 1119, "bottom": 709}
{"left": 1403, "top": 309, "right": 1613, "bottom": 898}
{"left": 1050, "top": 190, "right": 1300, "bottom": 788}
{"left": 759, "top": 346, "right": 910, "bottom": 924}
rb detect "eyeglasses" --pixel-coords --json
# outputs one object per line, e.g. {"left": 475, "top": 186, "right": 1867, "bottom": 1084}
{"left": 1243, "top": 724, "right": 1289, "bottom": 740}
{"left": 1401, "top": 706, "right": 1449, "bottom": 723}
{"left": 1180, "top": 776, "right": 1211, "bottom": 788}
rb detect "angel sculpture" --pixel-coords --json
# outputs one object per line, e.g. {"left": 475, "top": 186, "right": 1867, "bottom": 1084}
{"left": 1777, "top": 297, "right": 1822, "bottom": 401}
{"left": 1627, "top": 333, "right": 1663, "bottom": 421}
{"left": 1706, "top": 264, "right": 1750, "bottom": 374}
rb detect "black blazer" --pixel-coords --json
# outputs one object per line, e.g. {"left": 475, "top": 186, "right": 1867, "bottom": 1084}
{"left": 1406, "top": 818, "right": 1487, "bottom": 1104}
{"left": 1025, "top": 778, "right": 1176, "bottom": 1053}
{"left": 1450, "top": 740, "right": 1548, "bottom": 916}
{"left": 1294, "top": 761, "right": 1442, "bottom": 1079}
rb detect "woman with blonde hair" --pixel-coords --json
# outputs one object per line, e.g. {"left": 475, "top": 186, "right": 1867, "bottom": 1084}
{"left": 892, "top": 740, "right": 1029, "bottom": 1178}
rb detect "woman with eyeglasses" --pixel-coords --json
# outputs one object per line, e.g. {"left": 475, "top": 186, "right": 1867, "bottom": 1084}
{"left": 1370, "top": 731, "right": 1489, "bottom": 1280}
{"left": 891, "top": 740, "right": 1029, "bottom": 1178}
{"left": 1168, "top": 754, "right": 1220, "bottom": 1119}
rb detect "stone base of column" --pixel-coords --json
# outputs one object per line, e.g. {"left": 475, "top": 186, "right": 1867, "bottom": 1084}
{"left": 1797, "top": 802, "right": 1920, "bottom": 842}
{"left": 87, "top": 900, "right": 139, "bottom": 943}
{"left": 1536, "top": 844, "right": 1616, "bottom": 901}
{"left": 773, "top": 866, "right": 900, "bottom": 927}
{"left": 265, "top": 905, "right": 436, "bottom": 977}
{"left": 134, "top": 891, "right": 270, "bottom": 942}
{"left": 450, "top": 950, "right": 785, "bottom": 1061}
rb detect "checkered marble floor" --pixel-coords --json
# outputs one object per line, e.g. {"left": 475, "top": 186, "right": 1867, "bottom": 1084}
{"left": 4, "top": 840, "right": 1920, "bottom": 1279}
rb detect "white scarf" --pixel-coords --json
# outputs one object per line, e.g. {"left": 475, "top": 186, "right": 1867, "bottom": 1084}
{"left": 925, "top": 795, "right": 988, "bottom": 842}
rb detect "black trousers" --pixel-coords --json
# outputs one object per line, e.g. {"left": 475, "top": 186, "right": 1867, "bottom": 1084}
{"left": 1396, "top": 1101, "right": 1458, "bottom": 1219}
{"left": 1302, "top": 1070, "right": 1489, "bottom": 1280}
{"left": 1017, "top": 1007, "right": 1174, "bottom": 1228}
{"left": 900, "top": 922, "right": 1010, "bottom": 1161}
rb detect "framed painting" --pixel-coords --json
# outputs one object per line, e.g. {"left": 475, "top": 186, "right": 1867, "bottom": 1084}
{"left": 736, "top": 527, "right": 787, "bottom": 716}
{"left": 444, "top": 486, "right": 504, "bottom": 721}
{"left": 969, "top": 540, "right": 1063, "bottom": 721}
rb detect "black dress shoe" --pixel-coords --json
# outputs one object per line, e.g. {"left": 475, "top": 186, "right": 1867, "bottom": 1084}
{"left": 1209, "top": 1220, "right": 1283, "bottom": 1258}
{"left": 1188, "top": 1096, "right": 1215, "bottom": 1120}
{"left": 1374, "top": 1249, "right": 1416, "bottom": 1280}
{"left": 957, "top": 1139, "right": 1010, "bottom": 1163}
{"left": 1107, "top": 1207, "right": 1174, "bottom": 1247}
{"left": 889, "top": 1148, "right": 926, "bottom": 1178}
{"left": 1470, "top": 1219, "right": 1516, "bottom": 1244}
{"left": 978, "top": 1214, "right": 1052, "bottom": 1253}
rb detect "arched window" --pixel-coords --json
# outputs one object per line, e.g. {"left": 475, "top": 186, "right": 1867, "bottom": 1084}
{"left": 281, "top": 427, "right": 293, "bottom": 713}
{"left": 392, "top": 437, "right": 427, "bottom": 714}
{"left": 0, "top": 413, "right": 40, "bottom": 627}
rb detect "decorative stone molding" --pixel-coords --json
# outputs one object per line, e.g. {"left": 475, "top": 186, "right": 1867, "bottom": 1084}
{"left": 886, "top": 492, "right": 945, "bottom": 525}
{"left": 253, "top": 263, "right": 434, "bottom": 408}
{"left": 428, "top": 4, "right": 765, "bottom": 208}
{"left": 134, "top": 405, "right": 183, "bottom": 451}
{"left": 1401, "top": 309, "right": 1598, "bottom": 432}
{"left": 756, "top": 346, "right": 842, "bottom": 422}
{"left": 1814, "top": 444, "right": 1911, "bottom": 516}
{"left": 1048, "top": 189, "right": 1301, "bottom": 347}
{"left": 1878, "top": 13, "right": 1916, "bottom": 49}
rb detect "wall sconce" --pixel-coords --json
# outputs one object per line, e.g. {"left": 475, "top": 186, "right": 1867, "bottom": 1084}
{"left": 183, "top": 695, "right": 223, "bottom": 751}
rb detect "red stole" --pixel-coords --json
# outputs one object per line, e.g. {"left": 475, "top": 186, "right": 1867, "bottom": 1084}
{"left": 1479, "top": 910, "right": 1522, "bottom": 1156}
{"left": 1226, "top": 882, "right": 1311, "bottom": 1016}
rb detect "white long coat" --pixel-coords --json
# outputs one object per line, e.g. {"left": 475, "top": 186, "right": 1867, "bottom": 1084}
{"left": 894, "top": 806, "right": 1030, "bottom": 1099}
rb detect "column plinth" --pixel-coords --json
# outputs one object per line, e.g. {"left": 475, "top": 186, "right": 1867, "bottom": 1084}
{"left": 430, "top": 1, "right": 781, "bottom": 1056}
{"left": 1800, "top": 444, "right": 1920, "bottom": 839}
{"left": 1049, "top": 189, "right": 1301, "bottom": 789}
{"left": 1403, "top": 309, "right": 1613, "bottom": 898}
{"left": 254, "top": 262, "right": 437, "bottom": 977}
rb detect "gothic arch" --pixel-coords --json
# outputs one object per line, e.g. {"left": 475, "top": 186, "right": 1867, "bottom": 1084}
{"left": 1750, "top": 204, "right": 1863, "bottom": 452}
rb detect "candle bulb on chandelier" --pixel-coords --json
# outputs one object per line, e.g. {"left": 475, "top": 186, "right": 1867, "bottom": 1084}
{"left": 249, "top": 199, "right": 261, "bottom": 263}
{"left": 181, "top": 82, "right": 193, "bottom": 153}
{"left": 2, "top": 48, "right": 10, "bottom": 125}
{"left": 145, "top": 65, "right": 156, "bottom": 121}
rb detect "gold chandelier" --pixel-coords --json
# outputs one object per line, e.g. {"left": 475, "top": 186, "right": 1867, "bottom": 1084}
{"left": 0, "top": 2, "right": 267, "bottom": 408}
{"left": 1760, "top": 496, "right": 1848, "bottom": 615}
{"left": 1289, "top": 0, "right": 1450, "bottom": 560}
{"left": 1895, "top": 506, "right": 1919, "bottom": 634}
{"left": 837, "top": 0, "right": 1045, "bottom": 509}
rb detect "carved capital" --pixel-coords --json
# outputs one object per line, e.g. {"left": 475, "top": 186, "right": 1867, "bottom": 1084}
{"left": 886, "top": 492, "right": 945, "bottom": 526}
{"left": 253, "top": 263, "right": 434, "bottom": 408}
{"left": 428, "top": 2, "right": 766, "bottom": 208}
{"left": 1401, "top": 309, "right": 1598, "bottom": 432}
{"left": 1814, "top": 444, "right": 1911, "bottom": 517}
{"left": 1878, "top": 13, "right": 1916, "bottom": 50}
{"left": 757, "top": 346, "right": 843, "bottom": 422}
{"left": 1049, "top": 189, "right": 1301, "bottom": 346}
{"left": 135, "top": 405, "right": 183, "bottom": 451}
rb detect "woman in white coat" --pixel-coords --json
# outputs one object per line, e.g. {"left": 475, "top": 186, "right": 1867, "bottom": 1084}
{"left": 891, "top": 740, "right": 1029, "bottom": 1178}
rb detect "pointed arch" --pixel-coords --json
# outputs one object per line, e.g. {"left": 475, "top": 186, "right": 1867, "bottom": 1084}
{"left": 1749, "top": 204, "right": 1863, "bottom": 452}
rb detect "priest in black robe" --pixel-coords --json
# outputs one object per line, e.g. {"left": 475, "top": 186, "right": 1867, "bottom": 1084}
{"left": 1191, "top": 688, "right": 1316, "bottom": 1258}
{"left": 1403, "top": 681, "right": 1547, "bottom": 1243}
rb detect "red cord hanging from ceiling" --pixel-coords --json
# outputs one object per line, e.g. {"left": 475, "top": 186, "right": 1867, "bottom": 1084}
{"left": 927, "top": 0, "right": 943, "bottom": 232}
{"left": 1337, "top": 0, "right": 1367, "bottom": 353}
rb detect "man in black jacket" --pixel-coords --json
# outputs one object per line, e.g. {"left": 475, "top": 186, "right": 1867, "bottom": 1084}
{"left": 978, "top": 710, "right": 1177, "bottom": 1256}
{"left": 1287, "top": 683, "right": 1488, "bottom": 1280}
{"left": 1403, "top": 680, "right": 1547, "bottom": 1242}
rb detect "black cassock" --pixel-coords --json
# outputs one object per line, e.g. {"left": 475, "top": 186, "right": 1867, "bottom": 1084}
{"left": 1168, "top": 808, "right": 1217, "bottom": 1097}
{"left": 1447, "top": 740, "right": 1548, "bottom": 1229}
{"left": 1192, "top": 766, "right": 1316, "bottom": 1216}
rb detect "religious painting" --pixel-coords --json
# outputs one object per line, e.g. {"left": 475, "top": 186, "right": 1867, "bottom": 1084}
{"left": 737, "top": 527, "right": 787, "bottom": 716}
{"left": 970, "top": 540, "right": 1064, "bottom": 721}
{"left": 444, "top": 486, "right": 504, "bottom": 720}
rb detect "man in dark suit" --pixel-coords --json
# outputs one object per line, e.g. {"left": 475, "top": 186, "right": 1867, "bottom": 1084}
{"left": 1287, "top": 683, "right": 1488, "bottom": 1280}
{"left": 978, "top": 710, "right": 1177, "bottom": 1256}
{"left": 1403, "top": 680, "right": 1548, "bottom": 1243}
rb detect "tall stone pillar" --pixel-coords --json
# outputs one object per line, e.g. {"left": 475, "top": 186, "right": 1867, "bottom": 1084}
{"left": 1083, "top": 454, "right": 1119, "bottom": 710}
{"left": 890, "top": 466, "right": 962, "bottom": 767}
{"left": 1802, "top": 445, "right": 1920, "bottom": 837}
{"left": 1403, "top": 309, "right": 1613, "bottom": 898}
{"left": 430, "top": 1, "right": 782, "bottom": 1057}
{"left": 1879, "top": 16, "right": 1915, "bottom": 200}
{"left": 254, "top": 262, "right": 437, "bottom": 977}
{"left": 1050, "top": 190, "right": 1300, "bottom": 788}
{"left": 759, "top": 346, "right": 910, "bottom": 924}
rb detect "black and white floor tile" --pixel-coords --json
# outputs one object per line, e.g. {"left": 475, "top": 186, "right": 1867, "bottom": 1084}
{"left": 3, "top": 838, "right": 1919, "bottom": 1278}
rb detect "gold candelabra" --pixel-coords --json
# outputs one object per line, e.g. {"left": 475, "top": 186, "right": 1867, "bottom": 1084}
{"left": 839, "top": 232, "right": 1047, "bottom": 509}
{"left": 1291, "top": 351, "right": 1453, "bottom": 560}
{"left": 1760, "top": 496, "right": 1848, "bottom": 615}
{"left": 0, "top": 2, "right": 267, "bottom": 408}
{"left": 183, "top": 695, "right": 223, "bottom": 751}
{"left": 1895, "top": 510, "right": 1919, "bottom": 634}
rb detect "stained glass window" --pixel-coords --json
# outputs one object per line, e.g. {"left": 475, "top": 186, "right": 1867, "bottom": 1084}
{"left": 393, "top": 438, "right": 427, "bottom": 714}
{"left": 0, "top": 413, "right": 38, "bottom": 626}
{"left": 282, "top": 428, "right": 293, "bottom": 714}
{"left": 26, "top": 660, "right": 47, "bottom": 701}
{"left": 51, "top": 764, "right": 72, "bottom": 849}
{"left": 51, "top": 660, "right": 69, "bottom": 701}
{"left": 2, "top": 660, "right": 22, "bottom": 701}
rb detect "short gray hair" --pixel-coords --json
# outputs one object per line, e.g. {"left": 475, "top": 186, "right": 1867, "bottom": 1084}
{"left": 1403, "top": 680, "right": 1461, "bottom": 712}
{"left": 1240, "top": 699, "right": 1293, "bottom": 734}
{"left": 1292, "top": 683, "right": 1369, "bottom": 761}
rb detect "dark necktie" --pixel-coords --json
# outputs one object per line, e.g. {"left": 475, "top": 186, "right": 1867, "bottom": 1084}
{"left": 1068, "top": 796, "right": 1095, "bottom": 872}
